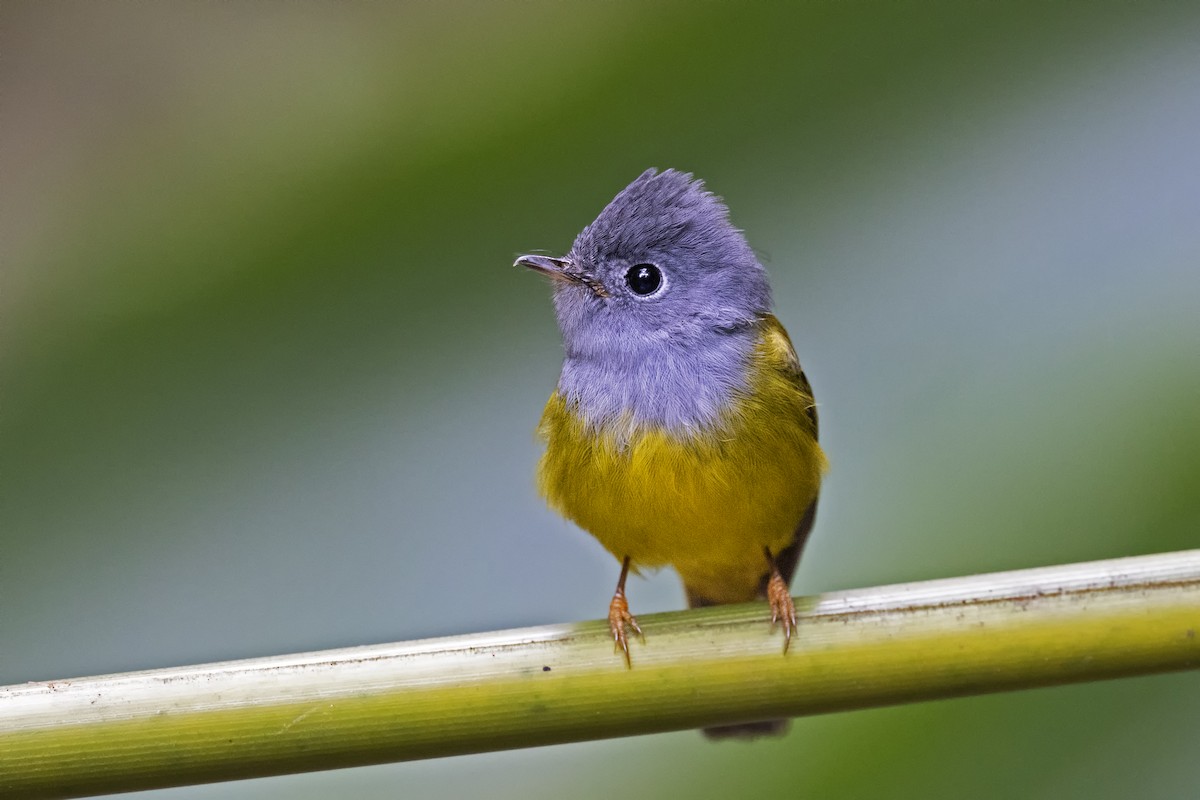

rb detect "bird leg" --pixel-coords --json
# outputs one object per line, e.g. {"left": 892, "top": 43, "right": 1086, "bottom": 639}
{"left": 764, "top": 547, "right": 798, "bottom": 653}
{"left": 608, "top": 555, "right": 642, "bottom": 668}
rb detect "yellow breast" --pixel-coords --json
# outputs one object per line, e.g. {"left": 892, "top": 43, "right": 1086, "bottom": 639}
{"left": 536, "top": 316, "right": 826, "bottom": 603}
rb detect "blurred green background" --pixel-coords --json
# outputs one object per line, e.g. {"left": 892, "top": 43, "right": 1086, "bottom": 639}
{"left": 3, "top": 2, "right": 1198, "bottom": 798}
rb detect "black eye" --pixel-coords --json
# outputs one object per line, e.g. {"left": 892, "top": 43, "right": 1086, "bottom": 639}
{"left": 624, "top": 264, "right": 663, "bottom": 296}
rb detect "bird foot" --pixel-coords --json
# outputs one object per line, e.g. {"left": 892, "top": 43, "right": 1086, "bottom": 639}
{"left": 608, "top": 589, "right": 643, "bottom": 668}
{"left": 767, "top": 571, "right": 798, "bottom": 653}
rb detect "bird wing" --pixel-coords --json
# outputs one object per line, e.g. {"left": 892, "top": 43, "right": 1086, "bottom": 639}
{"left": 754, "top": 314, "right": 821, "bottom": 591}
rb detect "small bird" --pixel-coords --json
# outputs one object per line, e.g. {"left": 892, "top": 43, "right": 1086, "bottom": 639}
{"left": 516, "top": 169, "right": 826, "bottom": 738}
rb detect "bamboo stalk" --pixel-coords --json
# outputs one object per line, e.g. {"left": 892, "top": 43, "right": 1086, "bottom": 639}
{"left": 3, "top": 550, "right": 1199, "bottom": 799}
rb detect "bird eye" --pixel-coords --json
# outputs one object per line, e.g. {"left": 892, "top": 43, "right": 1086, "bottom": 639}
{"left": 624, "top": 264, "right": 663, "bottom": 296}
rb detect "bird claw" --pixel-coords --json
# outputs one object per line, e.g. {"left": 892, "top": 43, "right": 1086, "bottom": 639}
{"left": 608, "top": 590, "right": 642, "bottom": 668}
{"left": 767, "top": 571, "right": 798, "bottom": 653}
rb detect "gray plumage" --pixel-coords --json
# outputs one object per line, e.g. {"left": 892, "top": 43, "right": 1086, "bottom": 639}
{"left": 550, "top": 169, "right": 774, "bottom": 433}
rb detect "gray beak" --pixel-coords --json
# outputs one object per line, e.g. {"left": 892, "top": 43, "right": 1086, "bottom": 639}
{"left": 514, "top": 254, "right": 573, "bottom": 277}
{"left": 515, "top": 254, "right": 609, "bottom": 297}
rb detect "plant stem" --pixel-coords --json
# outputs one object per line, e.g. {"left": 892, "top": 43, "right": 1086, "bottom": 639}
{"left": 3, "top": 550, "right": 1199, "bottom": 799}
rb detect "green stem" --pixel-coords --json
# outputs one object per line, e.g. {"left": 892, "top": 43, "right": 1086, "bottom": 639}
{"left": 4, "top": 550, "right": 1199, "bottom": 799}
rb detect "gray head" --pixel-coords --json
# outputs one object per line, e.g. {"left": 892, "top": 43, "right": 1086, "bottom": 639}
{"left": 517, "top": 169, "right": 771, "bottom": 358}
{"left": 517, "top": 169, "right": 774, "bottom": 429}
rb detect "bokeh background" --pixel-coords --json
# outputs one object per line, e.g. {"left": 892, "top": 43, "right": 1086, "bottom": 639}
{"left": 3, "top": 2, "right": 1198, "bottom": 798}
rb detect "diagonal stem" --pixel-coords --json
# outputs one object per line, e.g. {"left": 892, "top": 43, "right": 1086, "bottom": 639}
{"left": 3, "top": 549, "right": 1199, "bottom": 799}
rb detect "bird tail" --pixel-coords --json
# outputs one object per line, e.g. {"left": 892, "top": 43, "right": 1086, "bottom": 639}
{"left": 702, "top": 719, "right": 791, "bottom": 740}
{"left": 685, "top": 589, "right": 792, "bottom": 740}
{"left": 685, "top": 499, "right": 819, "bottom": 741}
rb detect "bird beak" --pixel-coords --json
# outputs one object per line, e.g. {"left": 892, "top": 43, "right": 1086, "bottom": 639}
{"left": 515, "top": 254, "right": 609, "bottom": 297}
{"left": 514, "top": 254, "right": 573, "bottom": 278}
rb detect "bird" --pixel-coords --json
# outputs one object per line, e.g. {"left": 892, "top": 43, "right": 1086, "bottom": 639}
{"left": 516, "top": 169, "right": 826, "bottom": 738}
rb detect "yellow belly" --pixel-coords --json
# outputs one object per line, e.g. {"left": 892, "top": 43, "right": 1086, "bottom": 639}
{"left": 537, "top": 320, "right": 825, "bottom": 603}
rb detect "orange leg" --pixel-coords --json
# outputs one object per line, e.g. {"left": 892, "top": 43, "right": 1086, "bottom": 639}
{"left": 608, "top": 556, "right": 643, "bottom": 668}
{"left": 764, "top": 547, "right": 798, "bottom": 653}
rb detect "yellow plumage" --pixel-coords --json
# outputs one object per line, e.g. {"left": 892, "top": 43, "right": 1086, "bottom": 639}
{"left": 537, "top": 315, "right": 826, "bottom": 604}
